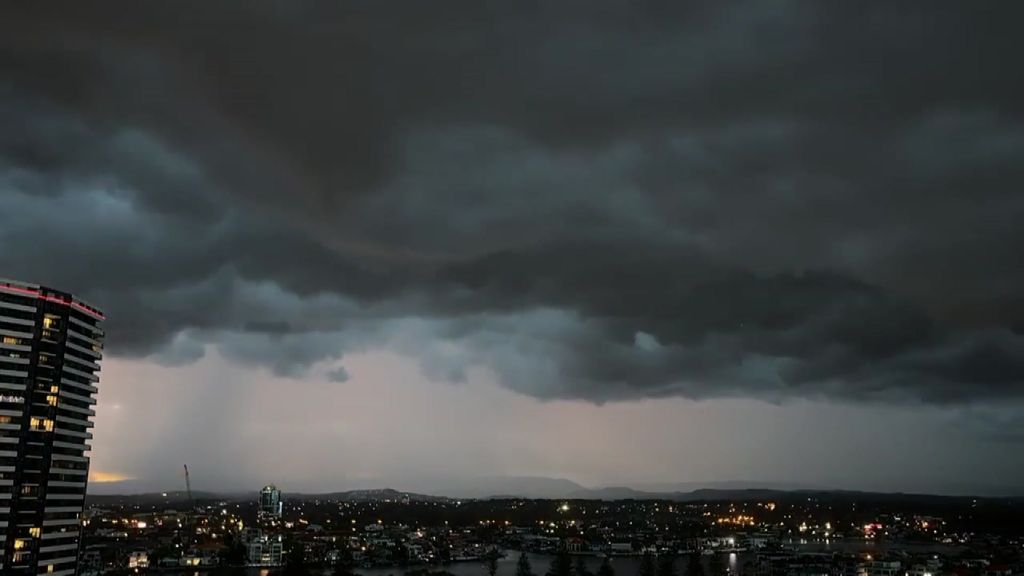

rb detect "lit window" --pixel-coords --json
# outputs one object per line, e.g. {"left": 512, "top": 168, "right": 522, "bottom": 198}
{"left": 29, "top": 418, "right": 53, "bottom": 432}
{"left": 42, "top": 314, "right": 59, "bottom": 329}
{"left": 46, "top": 395, "right": 57, "bottom": 406}
{"left": 1, "top": 336, "right": 19, "bottom": 345}
{"left": 29, "top": 527, "right": 41, "bottom": 538}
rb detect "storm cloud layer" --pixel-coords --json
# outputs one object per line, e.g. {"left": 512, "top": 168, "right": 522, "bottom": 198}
{"left": 2, "top": 1, "right": 1023, "bottom": 404}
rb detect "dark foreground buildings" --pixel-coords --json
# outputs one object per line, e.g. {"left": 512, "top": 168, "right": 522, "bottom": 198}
{"left": 0, "top": 279, "right": 104, "bottom": 575}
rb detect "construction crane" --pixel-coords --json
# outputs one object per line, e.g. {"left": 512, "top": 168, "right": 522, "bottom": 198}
{"left": 184, "top": 464, "right": 194, "bottom": 510}
{"left": 182, "top": 464, "right": 196, "bottom": 549}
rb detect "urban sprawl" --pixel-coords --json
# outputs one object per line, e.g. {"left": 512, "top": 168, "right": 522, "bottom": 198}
{"left": 80, "top": 486, "right": 1023, "bottom": 576}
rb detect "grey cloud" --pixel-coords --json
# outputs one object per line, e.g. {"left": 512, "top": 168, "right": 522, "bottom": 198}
{"left": 214, "top": 331, "right": 350, "bottom": 379}
{"left": 1, "top": 1, "right": 1023, "bottom": 404}
{"left": 327, "top": 366, "right": 350, "bottom": 383}
{"left": 956, "top": 406, "right": 1024, "bottom": 444}
{"left": 151, "top": 332, "right": 207, "bottom": 367}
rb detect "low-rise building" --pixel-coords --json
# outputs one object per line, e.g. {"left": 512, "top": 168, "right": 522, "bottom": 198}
{"left": 244, "top": 528, "right": 284, "bottom": 565}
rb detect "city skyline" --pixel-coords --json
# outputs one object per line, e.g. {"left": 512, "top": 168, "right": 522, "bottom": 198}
{"left": 3, "top": 1, "right": 1024, "bottom": 497}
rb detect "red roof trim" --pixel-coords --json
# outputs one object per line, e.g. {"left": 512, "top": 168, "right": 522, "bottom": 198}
{"left": 0, "top": 284, "right": 106, "bottom": 321}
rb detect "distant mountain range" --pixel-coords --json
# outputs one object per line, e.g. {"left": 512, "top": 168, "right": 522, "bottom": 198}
{"left": 394, "top": 476, "right": 821, "bottom": 500}
{"left": 293, "top": 488, "right": 450, "bottom": 503}
{"left": 84, "top": 475, "right": 1024, "bottom": 504}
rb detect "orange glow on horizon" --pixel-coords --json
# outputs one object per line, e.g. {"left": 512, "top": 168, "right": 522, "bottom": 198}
{"left": 90, "top": 471, "right": 135, "bottom": 483}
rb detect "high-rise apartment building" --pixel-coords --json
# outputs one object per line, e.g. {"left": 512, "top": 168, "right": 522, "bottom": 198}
{"left": 0, "top": 279, "right": 105, "bottom": 575}
{"left": 259, "top": 485, "right": 283, "bottom": 520}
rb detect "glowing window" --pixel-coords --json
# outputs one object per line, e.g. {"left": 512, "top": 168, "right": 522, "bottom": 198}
{"left": 29, "top": 418, "right": 53, "bottom": 432}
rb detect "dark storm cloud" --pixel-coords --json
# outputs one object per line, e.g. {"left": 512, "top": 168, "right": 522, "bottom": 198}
{"left": 2, "top": 0, "right": 1023, "bottom": 403}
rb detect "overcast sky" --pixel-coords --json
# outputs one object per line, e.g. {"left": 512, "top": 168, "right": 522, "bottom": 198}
{"left": 2, "top": 1, "right": 1023, "bottom": 495}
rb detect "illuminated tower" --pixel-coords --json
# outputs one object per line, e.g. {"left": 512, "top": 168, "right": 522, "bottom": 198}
{"left": 259, "top": 485, "right": 283, "bottom": 520}
{"left": 0, "top": 279, "right": 105, "bottom": 575}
